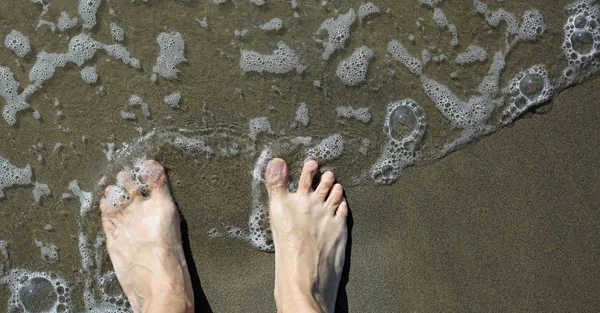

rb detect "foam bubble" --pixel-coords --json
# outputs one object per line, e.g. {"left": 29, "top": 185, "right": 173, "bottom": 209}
{"left": 173, "top": 136, "right": 214, "bottom": 156}
{"left": 249, "top": 117, "right": 273, "bottom": 140}
{"left": 153, "top": 32, "right": 187, "bottom": 79}
{"left": 306, "top": 134, "right": 344, "bottom": 161}
{"left": 129, "top": 94, "right": 150, "bottom": 117}
{"left": 66, "top": 33, "right": 101, "bottom": 66}
{"left": 110, "top": 23, "right": 125, "bottom": 41}
{"left": 0, "top": 156, "right": 32, "bottom": 198}
{"left": 335, "top": 106, "right": 371, "bottom": 123}
{"left": 358, "top": 2, "right": 380, "bottom": 22}
{"left": 4, "top": 30, "right": 31, "bottom": 58}
{"left": 32, "top": 181, "right": 51, "bottom": 203}
{"left": 68, "top": 179, "right": 93, "bottom": 216}
{"left": 57, "top": 11, "right": 78, "bottom": 32}
{"left": 388, "top": 39, "right": 422, "bottom": 74}
{"left": 371, "top": 99, "right": 426, "bottom": 184}
{"left": 259, "top": 18, "right": 284, "bottom": 31}
{"left": 295, "top": 102, "right": 309, "bottom": 126}
{"left": 34, "top": 239, "right": 59, "bottom": 263}
{"left": 240, "top": 41, "right": 306, "bottom": 74}
{"left": 1, "top": 67, "right": 37, "bottom": 125}
{"left": 0, "top": 269, "right": 71, "bottom": 313}
{"left": 317, "top": 9, "right": 357, "bottom": 60}
{"left": 335, "top": 46, "right": 374, "bottom": 86}
{"left": 81, "top": 66, "right": 98, "bottom": 84}
{"left": 501, "top": 64, "right": 553, "bottom": 123}
{"left": 78, "top": 0, "right": 102, "bottom": 29}
{"left": 164, "top": 91, "right": 181, "bottom": 109}
{"left": 455, "top": 45, "right": 487, "bottom": 65}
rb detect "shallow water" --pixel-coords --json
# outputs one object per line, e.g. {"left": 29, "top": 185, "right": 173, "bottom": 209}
{"left": 0, "top": 0, "right": 597, "bottom": 311}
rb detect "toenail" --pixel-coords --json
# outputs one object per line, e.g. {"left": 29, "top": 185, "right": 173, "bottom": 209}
{"left": 267, "top": 159, "right": 284, "bottom": 177}
{"left": 304, "top": 159, "right": 317, "bottom": 167}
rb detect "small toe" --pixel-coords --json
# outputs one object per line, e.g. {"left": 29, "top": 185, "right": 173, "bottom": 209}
{"left": 298, "top": 160, "right": 318, "bottom": 193}
{"left": 264, "top": 158, "right": 290, "bottom": 196}
{"left": 315, "top": 171, "right": 335, "bottom": 201}
{"left": 117, "top": 171, "right": 138, "bottom": 195}
{"left": 325, "top": 183, "right": 344, "bottom": 208}
{"left": 335, "top": 200, "right": 349, "bottom": 219}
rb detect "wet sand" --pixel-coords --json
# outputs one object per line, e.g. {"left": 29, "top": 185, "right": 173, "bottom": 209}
{"left": 192, "top": 76, "right": 600, "bottom": 312}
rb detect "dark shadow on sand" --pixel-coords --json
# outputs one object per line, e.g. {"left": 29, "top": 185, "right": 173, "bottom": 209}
{"left": 179, "top": 212, "right": 214, "bottom": 313}
{"left": 334, "top": 190, "right": 353, "bottom": 313}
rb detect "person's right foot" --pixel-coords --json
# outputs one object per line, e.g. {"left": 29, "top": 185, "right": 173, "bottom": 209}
{"left": 265, "top": 158, "right": 348, "bottom": 313}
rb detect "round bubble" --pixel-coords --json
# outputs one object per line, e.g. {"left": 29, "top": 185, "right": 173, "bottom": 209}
{"left": 18, "top": 277, "right": 57, "bottom": 313}
{"left": 519, "top": 73, "right": 544, "bottom": 100}
{"left": 102, "top": 272, "right": 124, "bottom": 297}
{"left": 574, "top": 15, "right": 587, "bottom": 28}
{"left": 571, "top": 30, "right": 594, "bottom": 54}
{"left": 389, "top": 106, "right": 418, "bottom": 141}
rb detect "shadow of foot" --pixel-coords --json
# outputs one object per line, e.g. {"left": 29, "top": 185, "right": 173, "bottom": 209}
{"left": 334, "top": 190, "right": 353, "bottom": 313}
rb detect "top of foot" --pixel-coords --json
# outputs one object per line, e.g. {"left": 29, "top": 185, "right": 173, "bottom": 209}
{"left": 265, "top": 158, "right": 348, "bottom": 313}
{"left": 99, "top": 160, "right": 194, "bottom": 313}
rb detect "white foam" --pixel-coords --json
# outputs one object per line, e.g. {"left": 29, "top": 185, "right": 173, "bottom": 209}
{"left": 259, "top": 18, "right": 284, "bottom": 31}
{"left": 317, "top": 9, "right": 357, "bottom": 60}
{"left": 388, "top": 39, "right": 422, "bottom": 74}
{"left": 1, "top": 67, "right": 37, "bottom": 125}
{"left": 249, "top": 117, "right": 273, "bottom": 140}
{"left": 164, "top": 91, "right": 181, "bottom": 108}
{"left": 33, "top": 181, "right": 51, "bottom": 203}
{"left": 306, "top": 134, "right": 344, "bottom": 161}
{"left": 335, "top": 46, "right": 374, "bottom": 86}
{"left": 110, "top": 23, "right": 125, "bottom": 41}
{"left": 358, "top": 2, "right": 380, "bottom": 22}
{"left": 81, "top": 66, "right": 98, "bottom": 84}
{"left": 295, "top": 102, "right": 309, "bottom": 126}
{"left": 455, "top": 45, "right": 488, "bottom": 65}
{"left": 120, "top": 111, "right": 136, "bottom": 120}
{"left": 240, "top": 41, "right": 306, "bottom": 74}
{"left": 153, "top": 32, "right": 187, "bottom": 79}
{"left": 78, "top": 0, "right": 102, "bottom": 29}
{"left": 129, "top": 94, "right": 150, "bottom": 117}
{"left": 371, "top": 99, "right": 426, "bottom": 184}
{"left": 67, "top": 33, "right": 101, "bottom": 66}
{"left": 4, "top": 30, "right": 31, "bottom": 58}
{"left": 103, "top": 44, "right": 141, "bottom": 69}
{"left": 335, "top": 106, "right": 371, "bottom": 123}
{"left": 173, "top": 136, "right": 214, "bottom": 156}
{"left": 57, "top": 11, "right": 78, "bottom": 31}
{"left": 0, "top": 156, "right": 32, "bottom": 197}
{"left": 34, "top": 239, "right": 59, "bottom": 263}
{"left": 68, "top": 180, "right": 93, "bottom": 216}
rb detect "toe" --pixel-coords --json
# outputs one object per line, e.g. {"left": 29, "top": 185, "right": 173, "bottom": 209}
{"left": 315, "top": 171, "right": 335, "bottom": 201}
{"left": 101, "top": 214, "right": 116, "bottom": 234}
{"left": 117, "top": 171, "right": 138, "bottom": 196}
{"left": 335, "top": 200, "right": 349, "bottom": 219}
{"left": 325, "top": 183, "right": 344, "bottom": 209}
{"left": 298, "top": 160, "right": 318, "bottom": 193}
{"left": 264, "top": 158, "right": 289, "bottom": 196}
{"left": 102, "top": 185, "right": 133, "bottom": 213}
{"left": 141, "top": 160, "right": 171, "bottom": 198}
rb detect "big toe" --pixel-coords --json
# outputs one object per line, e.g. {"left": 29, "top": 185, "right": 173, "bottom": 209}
{"left": 265, "top": 158, "right": 289, "bottom": 196}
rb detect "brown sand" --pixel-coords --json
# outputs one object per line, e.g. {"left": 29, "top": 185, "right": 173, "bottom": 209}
{"left": 192, "top": 77, "right": 600, "bottom": 312}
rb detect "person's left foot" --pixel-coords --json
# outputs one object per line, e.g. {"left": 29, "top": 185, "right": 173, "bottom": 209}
{"left": 99, "top": 160, "right": 194, "bottom": 313}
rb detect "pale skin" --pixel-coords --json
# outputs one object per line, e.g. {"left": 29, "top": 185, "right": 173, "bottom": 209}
{"left": 99, "top": 159, "right": 348, "bottom": 313}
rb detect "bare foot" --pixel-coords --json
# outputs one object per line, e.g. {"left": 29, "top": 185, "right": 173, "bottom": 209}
{"left": 265, "top": 159, "right": 348, "bottom": 313}
{"left": 99, "top": 160, "right": 194, "bottom": 313}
